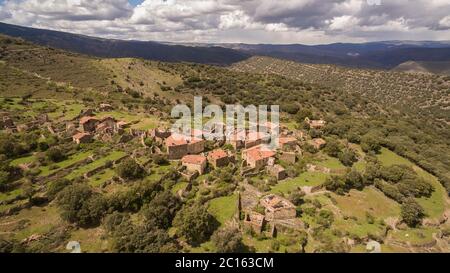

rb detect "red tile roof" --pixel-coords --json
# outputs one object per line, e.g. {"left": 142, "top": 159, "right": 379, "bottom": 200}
{"left": 279, "top": 137, "right": 297, "bottom": 145}
{"left": 208, "top": 149, "right": 228, "bottom": 160}
{"left": 245, "top": 146, "right": 276, "bottom": 161}
{"left": 165, "top": 135, "right": 188, "bottom": 147}
{"left": 182, "top": 155, "right": 207, "bottom": 165}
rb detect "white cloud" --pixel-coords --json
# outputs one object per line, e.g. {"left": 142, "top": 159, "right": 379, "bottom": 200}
{"left": 327, "top": 15, "right": 360, "bottom": 31}
{"left": 439, "top": 16, "right": 450, "bottom": 29}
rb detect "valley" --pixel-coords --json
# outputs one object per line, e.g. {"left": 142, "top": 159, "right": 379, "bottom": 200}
{"left": 0, "top": 34, "right": 449, "bottom": 254}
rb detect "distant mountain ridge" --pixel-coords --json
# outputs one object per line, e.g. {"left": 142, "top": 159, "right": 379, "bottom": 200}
{"left": 1, "top": 22, "right": 450, "bottom": 70}
{"left": 0, "top": 22, "right": 249, "bottom": 65}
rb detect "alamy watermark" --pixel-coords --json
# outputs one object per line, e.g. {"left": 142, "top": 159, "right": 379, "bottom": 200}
{"left": 171, "top": 97, "right": 281, "bottom": 150}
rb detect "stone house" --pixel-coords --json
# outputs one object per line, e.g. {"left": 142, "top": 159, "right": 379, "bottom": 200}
{"left": 181, "top": 155, "right": 207, "bottom": 175}
{"left": 187, "top": 137, "right": 205, "bottom": 155}
{"left": 242, "top": 145, "right": 276, "bottom": 170}
{"left": 96, "top": 116, "right": 117, "bottom": 135}
{"left": 80, "top": 116, "right": 99, "bottom": 132}
{"left": 99, "top": 103, "right": 113, "bottom": 112}
{"left": 165, "top": 133, "right": 205, "bottom": 160}
{"left": 309, "top": 138, "right": 327, "bottom": 150}
{"left": 279, "top": 151, "right": 297, "bottom": 164}
{"left": 306, "top": 118, "right": 326, "bottom": 129}
{"left": 267, "top": 164, "right": 287, "bottom": 181}
{"left": 73, "top": 132, "right": 93, "bottom": 144}
{"left": 207, "top": 149, "right": 234, "bottom": 168}
{"left": 260, "top": 194, "right": 297, "bottom": 221}
{"left": 278, "top": 137, "right": 297, "bottom": 151}
{"left": 165, "top": 135, "right": 189, "bottom": 160}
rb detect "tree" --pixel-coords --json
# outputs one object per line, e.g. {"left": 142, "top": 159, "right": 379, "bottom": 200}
{"left": 295, "top": 108, "right": 312, "bottom": 124}
{"left": 46, "top": 147, "right": 65, "bottom": 163}
{"left": 212, "top": 226, "right": 246, "bottom": 253}
{"left": 289, "top": 190, "right": 305, "bottom": 206}
{"left": 57, "top": 184, "right": 106, "bottom": 227}
{"left": 316, "top": 210, "right": 334, "bottom": 228}
{"left": 116, "top": 159, "right": 145, "bottom": 180}
{"left": 23, "top": 181, "right": 34, "bottom": 203}
{"left": 141, "top": 191, "right": 181, "bottom": 229}
{"left": 152, "top": 154, "right": 168, "bottom": 166}
{"left": 323, "top": 139, "right": 341, "bottom": 158}
{"left": 345, "top": 169, "right": 364, "bottom": 191}
{"left": 109, "top": 218, "right": 179, "bottom": 253}
{"left": 361, "top": 135, "right": 381, "bottom": 154}
{"left": 297, "top": 230, "right": 308, "bottom": 253}
{"left": 401, "top": 198, "right": 425, "bottom": 227}
{"left": 338, "top": 148, "right": 358, "bottom": 167}
{"left": 173, "top": 204, "right": 219, "bottom": 246}
{"left": 363, "top": 162, "right": 381, "bottom": 185}
{"left": 47, "top": 179, "right": 71, "bottom": 200}
{"left": 282, "top": 103, "right": 300, "bottom": 115}
{"left": 0, "top": 171, "right": 10, "bottom": 192}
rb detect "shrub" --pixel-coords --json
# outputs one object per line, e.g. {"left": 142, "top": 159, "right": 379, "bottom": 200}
{"left": 401, "top": 198, "right": 425, "bottom": 227}
{"left": 46, "top": 147, "right": 65, "bottom": 163}
{"left": 212, "top": 226, "right": 246, "bottom": 253}
{"left": 116, "top": 159, "right": 145, "bottom": 180}
{"left": 173, "top": 204, "right": 219, "bottom": 246}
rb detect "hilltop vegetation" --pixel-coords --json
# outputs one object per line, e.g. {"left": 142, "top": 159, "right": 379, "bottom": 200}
{"left": 393, "top": 61, "right": 450, "bottom": 76}
{"left": 232, "top": 56, "right": 450, "bottom": 125}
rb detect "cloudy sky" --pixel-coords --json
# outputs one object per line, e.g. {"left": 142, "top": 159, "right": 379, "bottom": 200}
{"left": 0, "top": 0, "right": 450, "bottom": 44}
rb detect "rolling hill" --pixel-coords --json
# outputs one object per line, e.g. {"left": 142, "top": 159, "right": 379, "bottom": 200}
{"left": 0, "top": 22, "right": 249, "bottom": 66}
{"left": 232, "top": 56, "right": 450, "bottom": 125}
{"left": 393, "top": 61, "right": 450, "bottom": 75}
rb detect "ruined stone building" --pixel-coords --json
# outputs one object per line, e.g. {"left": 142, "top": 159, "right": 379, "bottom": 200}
{"left": 305, "top": 118, "right": 326, "bottom": 129}
{"left": 260, "top": 194, "right": 297, "bottom": 221}
{"left": 244, "top": 211, "right": 266, "bottom": 235}
{"left": 267, "top": 164, "right": 287, "bottom": 181}
{"left": 278, "top": 137, "right": 298, "bottom": 151}
{"left": 72, "top": 132, "right": 93, "bottom": 144}
{"left": 309, "top": 138, "right": 327, "bottom": 150}
{"left": 79, "top": 116, "right": 99, "bottom": 133}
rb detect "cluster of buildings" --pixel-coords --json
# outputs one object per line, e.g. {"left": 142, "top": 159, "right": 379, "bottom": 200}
{"left": 72, "top": 115, "right": 128, "bottom": 144}
{"left": 0, "top": 113, "right": 50, "bottom": 134}
{"left": 147, "top": 118, "right": 329, "bottom": 183}
{"left": 150, "top": 124, "right": 303, "bottom": 181}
